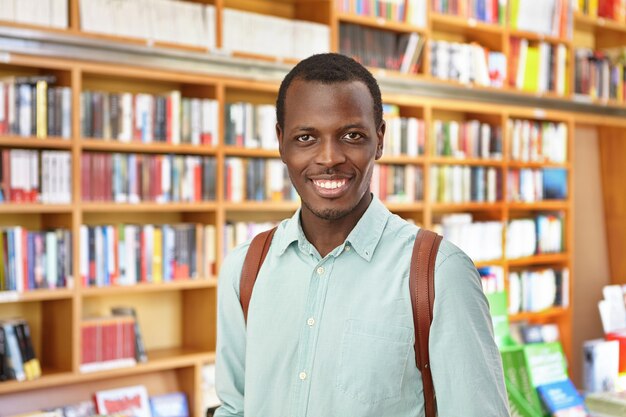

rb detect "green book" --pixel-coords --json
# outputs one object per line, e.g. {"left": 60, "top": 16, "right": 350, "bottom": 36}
{"left": 523, "top": 46, "right": 540, "bottom": 93}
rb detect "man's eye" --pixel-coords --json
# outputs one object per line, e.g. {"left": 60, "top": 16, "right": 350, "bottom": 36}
{"left": 343, "top": 132, "right": 363, "bottom": 141}
{"left": 296, "top": 135, "right": 314, "bottom": 142}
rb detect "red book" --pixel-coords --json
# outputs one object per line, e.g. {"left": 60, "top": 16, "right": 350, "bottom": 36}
{"left": 194, "top": 159, "right": 201, "bottom": 201}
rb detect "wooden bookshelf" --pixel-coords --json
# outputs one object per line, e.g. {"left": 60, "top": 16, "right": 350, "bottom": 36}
{"left": 2, "top": 0, "right": 626, "bottom": 414}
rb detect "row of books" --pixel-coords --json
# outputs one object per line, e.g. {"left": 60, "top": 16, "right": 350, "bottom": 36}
{"left": 509, "top": 119, "right": 568, "bottom": 163}
{"left": 430, "top": 40, "right": 507, "bottom": 88}
{"left": 224, "top": 158, "right": 296, "bottom": 203}
{"left": 435, "top": 214, "right": 503, "bottom": 261}
{"left": 506, "top": 214, "right": 565, "bottom": 259}
{"left": 508, "top": 267, "right": 570, "bottom": 314}
{"left": 222, "top": 8, "right": 329, "bottom": 60}
{"left": 339, "top": 24, "right": 425, "bottom": 74}
{"left": 224, "top": 222, "right": 277, "bottom": 256}
{"left": 508, "top": 168, "right": 568, "bottom": 202}
{"left": 0, "top": 0, "right": 67, "bottom": 28}
{"left": 80, "top": 315, "right": 137, "bottom": 373}
{"left": 0, "top": 149, "right": 72, "bottom": 204}
{"left": 574, "top": 48, "right": 626, "bottom": 102}
{"left": 80, "top": 0, "right": 216, "bottom": 49}
{"left": 372, "top": 164, "right": 424, "bottom": 202}
{"left": 509, "top": 39, "right": 569, "bottom": 95}
{"left": 432, "top": 120, "right": 503, "bottom": 159}
{"left": 336, "top": 0, "right": 427, "bottom": 27}
{"left": 432, "top": 0, "right": 505, "bottom": 24}
{"left": 383, "top": 105, "right": 425, "bottom": 157}
{"left": 81, "top": 153, "right": 217, "bottom": 203}
{"left": 81, "top": 90, "right": 219, "bottom": 146}
{"left": 1, "top": 228, "right": 72, "bottom": 293}
{"left": 0, "top": 78, "right": 72, "bottom": 138}
{"left": 0, "top": 318, "right": 41, "bottom": 382}
{"left": 224, "top": 103, "right": 277, "bottom": 149}
{"left": 574, "top": 0, "right": 626, "bottom": 21}
{"left": 79, "top": 223, "right": 216, "bottom": 287}
{"left": 430, "top": 165, "right": 501, "bottom": 203}
{"left": 508, "top": 0, "right": 572, "bottom": 39}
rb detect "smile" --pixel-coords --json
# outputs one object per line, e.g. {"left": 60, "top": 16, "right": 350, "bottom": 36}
{"left": 312, "top": 179, "right": 348, "bottom": 189}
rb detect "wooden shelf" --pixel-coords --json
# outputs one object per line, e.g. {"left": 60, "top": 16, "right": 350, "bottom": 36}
{"left": 0, "top": 136, "right": 72, "bottom": 149}
{"left": 430, "top": 157, "right": 504, "bottom": 166}
{"left": 0, "top": 348, "right": 214, "bottom": 395}
{"left": 80, "top": 279, "right": 217, "bottom": 296}
{"left": 81, "top": 139, "right": 218, "bottom": 155}
{"left": 509, "top": 307, "right": 569, "bottom": 322}
{"left": 0, "top": 203, "right": 73, "bottom": 213}
{"left": 508, "top": 201, "right": 569, "bottom": 210}
{"left": 508, "top": 29, "right": 571, "bottom": 45}
{"left": 432, "top": 202, "right": 504, "bottom": 211}
{"left": 508, "top": 161, "right": 570, "bottom": 169}
{"left": 507, "top": 253, "right": 570, "bottom": 266}
{"left": 574, "top": 12, "right": 626, "bottom": 34}
{"left": 223, "top": 201, "right": 299, "bottom": 212}
{"left": 337, "top": 12, "right": 427, "bottom": 34}
{"left": 385, "top": 202, "right": 424, "bottom": 211}
{"left": 475, "top": 259, "right": 505, "bottom": 268}
{"left": 230, "top": 51, "right": 299, "bottom": 65}
{"left": 0, "top": 288, "right": 74, "bottom": 304}
{"left": 223, "top": 147, "right": 280, "bottom": 158}
{"left": 431, "top": 13, "right": 505, "bottom": 50}
{"left": 80, "top": 202, "right": 217, "bottom": 212}
{"left": 379, "top": 155, "right": 425, "bottom": 164}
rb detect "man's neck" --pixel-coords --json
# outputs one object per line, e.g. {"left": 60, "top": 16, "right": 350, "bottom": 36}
{"left": 300, "top": 194, "right": 372, "bottom": 258}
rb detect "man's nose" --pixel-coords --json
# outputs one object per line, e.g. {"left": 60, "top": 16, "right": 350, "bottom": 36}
{"left": 315, "top": 138, "right": 347, "bottom": 167}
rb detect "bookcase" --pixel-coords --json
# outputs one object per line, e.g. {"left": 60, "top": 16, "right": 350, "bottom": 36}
{"left": 0, "top": 0, "right": 625, "bottom": 415}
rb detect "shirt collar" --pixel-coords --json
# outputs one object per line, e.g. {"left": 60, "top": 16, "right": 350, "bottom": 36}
{"left": 275, "top": 195, "right": 390, "bottom": 262}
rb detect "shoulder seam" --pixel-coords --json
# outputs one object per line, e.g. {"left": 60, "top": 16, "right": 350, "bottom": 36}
{"left": 434, "top": 250, "right": 466, "bottom": 273}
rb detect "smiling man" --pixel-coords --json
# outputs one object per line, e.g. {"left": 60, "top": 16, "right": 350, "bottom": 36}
{"left": 214, "top": 53, "right": 510, "bottom": 417}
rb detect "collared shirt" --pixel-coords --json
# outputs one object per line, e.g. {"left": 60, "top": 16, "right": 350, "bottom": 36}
{"left": 214, "top": 196, "right": 510, "bottom": 417}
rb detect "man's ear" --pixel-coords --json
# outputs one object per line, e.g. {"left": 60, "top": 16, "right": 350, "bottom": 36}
{"left": 276, "top": 122, "right": 285, "bottom": 163}
{"left": 375, "top": 120, "right": 386, "bottom": 160}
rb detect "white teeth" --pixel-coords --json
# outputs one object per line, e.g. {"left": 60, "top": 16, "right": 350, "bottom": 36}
{"left": 314, "top": 179, "right": 347, "bottom": 190}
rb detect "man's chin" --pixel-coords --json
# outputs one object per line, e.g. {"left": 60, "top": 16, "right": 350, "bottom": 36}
{"left": 302, "top": 200, "right": 352, "bottom": 221}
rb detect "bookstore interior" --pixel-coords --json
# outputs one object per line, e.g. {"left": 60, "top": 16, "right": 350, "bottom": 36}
{"left": 2, "top": 0, "right": 626, "bottom": 416}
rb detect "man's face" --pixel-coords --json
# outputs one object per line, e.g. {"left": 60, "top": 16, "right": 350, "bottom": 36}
{"left": 277, "top": 79, "right": 385, "bottom": 221}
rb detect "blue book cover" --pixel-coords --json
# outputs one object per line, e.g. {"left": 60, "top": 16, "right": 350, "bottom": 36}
{"left": 543, "top": 168, "right": 568, "bottom": 200}
{"left": 536, "top": 379, "right": 588, "bottom": 417}
{"left": 149, "top": 392, "right": 189, "bottom": 417}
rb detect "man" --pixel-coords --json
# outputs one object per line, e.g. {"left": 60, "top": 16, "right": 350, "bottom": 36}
{"left": 215, "top": 53, "right": 510, "bottom": 417}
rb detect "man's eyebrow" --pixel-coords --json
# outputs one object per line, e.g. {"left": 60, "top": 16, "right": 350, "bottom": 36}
{"left": 340, "top": 123, "right": 367, "bottom": 130}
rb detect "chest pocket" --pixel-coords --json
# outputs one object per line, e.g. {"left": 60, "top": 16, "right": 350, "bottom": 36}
{"left": 336, "top": 319, "right": 413, "bottom": 405}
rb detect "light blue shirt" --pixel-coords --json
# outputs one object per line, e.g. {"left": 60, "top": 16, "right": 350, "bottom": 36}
{"left": 215, "top": 196, "right": 510, "bottom": 417}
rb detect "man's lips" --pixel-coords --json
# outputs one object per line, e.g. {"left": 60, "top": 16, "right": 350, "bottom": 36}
{"left": 309, "top": 176, "right": 352, "bottom": 197}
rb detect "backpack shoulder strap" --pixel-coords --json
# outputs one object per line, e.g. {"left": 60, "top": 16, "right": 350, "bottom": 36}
{"left": 240, "top": 227, "right": 278, "bottom": 323}
{"left": 410, "top": 228, "right": 443, "bottom": 417}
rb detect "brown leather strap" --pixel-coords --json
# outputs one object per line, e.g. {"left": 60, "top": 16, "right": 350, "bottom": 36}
{"left": 410, "top": 228, "right": 443, "bottom": 417}
{"left": 239, "top": 227, "right": 277, "bottom": 323}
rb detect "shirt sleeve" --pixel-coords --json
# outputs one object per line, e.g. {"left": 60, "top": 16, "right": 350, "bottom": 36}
{"left": 429, "top": 249, "right": 511, "bottom": 417}
{"left": 214, "top": 243, "right": 249, "bottom": 417}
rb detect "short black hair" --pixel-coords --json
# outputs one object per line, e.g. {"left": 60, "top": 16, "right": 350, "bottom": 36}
{"left": 276, "top": 53, "right": 383, "bottom": 130}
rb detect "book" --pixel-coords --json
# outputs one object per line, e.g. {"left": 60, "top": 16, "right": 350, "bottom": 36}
{"left": 61, "top": 400, "right": 97, "bottom": 417}
{"left": 585, "top": 390, "right": 626, "bottom": 417}
{"left": 94, "top": 385, "right": 151, "bottom": 417}
{"left": 536, "top": 379, "right": 588, "bottom": 417}
{"left": 149, "top": 392, "right": 189, "bottom": 417}
{"left": 111, "top": 306, "right": 148, "bottom": 363}
{"left": 543, "top": 169, "right": 568, "bottom": 200}
{"left": 583, "top": 339, "right": 619, "bottom": 393}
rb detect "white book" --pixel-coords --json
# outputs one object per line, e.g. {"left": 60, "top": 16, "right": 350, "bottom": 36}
{"left": 205, "top": 5, "right": 216, "bottom": 50}
{"left": 46, "top": 231, "right": 57, "bottom": 288}
{"left": 190, "top": 98, "right": 201, "bottom": 145}
{"left": 61, "top": 87, "right": 71, "bottom": 138}
{"left": 583, "top": 339, "right": 620, "bottom": 393}
{"left": 170, "top": 90, "right": 181, "bottom": 144}
{"left": 516, "top": 39, "right": 529, "bottom": 90}
{"left": 0, "top": 0, "right": 15, "bottom": 22}
{"left": 50, "top": 0, "right": 68, "bottom": 28}
{"left": 125, "top": 225, "right": 137, "bottom": 284}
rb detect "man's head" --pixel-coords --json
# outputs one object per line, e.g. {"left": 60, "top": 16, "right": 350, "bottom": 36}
{"left": 276, "top": 53, "right": 383, "bottom": 131}
{"left": 276, "top": 53, "right": 385, "bottom": 222}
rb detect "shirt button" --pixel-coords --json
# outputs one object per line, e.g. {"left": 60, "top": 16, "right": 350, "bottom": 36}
{"left": 316, "top": 266, "right": 324, "bottom": 275}
{"left": 307, "top": 317, "right": 315, "bottom": 326}
{"left": 299, "top": 371, "right": 307, "bottom": 380}
{"left": 345, "top": 245, "right": 351, "bottom": 252}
